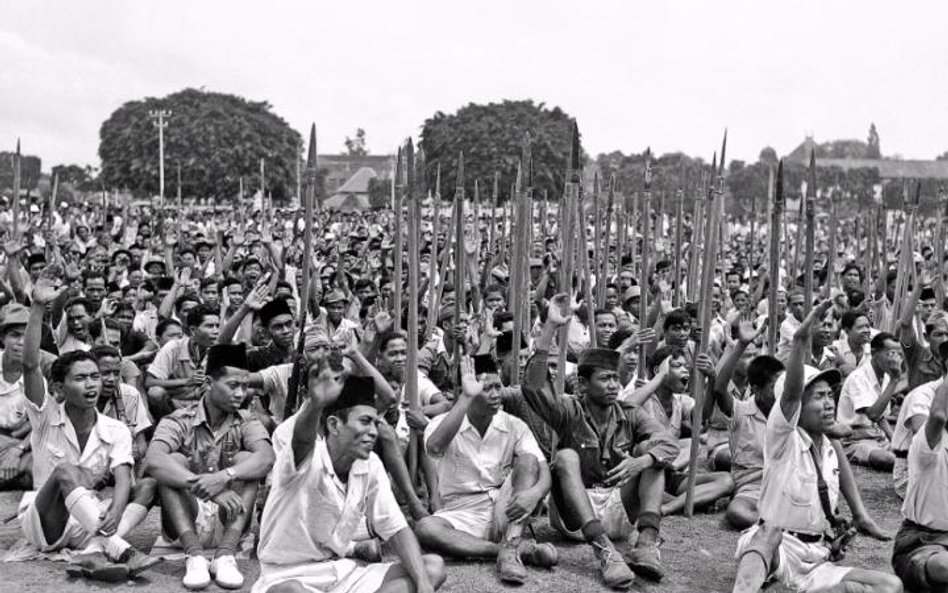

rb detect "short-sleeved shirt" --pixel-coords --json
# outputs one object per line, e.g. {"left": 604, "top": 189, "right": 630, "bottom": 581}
{"left": 729, "top": 397, "right": 768, "bottom": 489}
{"left": 902, "top": 330, "right": 945, "bottom": 392}
{"left": 98, "top": 383, "right": 153, "bottom": 437}
{"left": 640, "top": 393, "right": 695, "bottom": 439}
{"left": 247, "top": 343, "right": 292, "bottom": 373}
{"left": 424, "top": 410, "right": 545, "bottom": 504}
{"left": 902, "top": 427, "right": 948, "bottom": 530}
{"left": 259, "top": 363, "right": 294, "bottom": 422}
{"left": 837, "top": 360, "right": 889, "bottom": 429}
{"left": 832, "top": 337, "right": 871, "bottom": 375}
{"left": 26, "top": 392, "right": 134, "bottom": 490}
{"left": 892, "top": 380, "right": 938, "bottom": 454}
{"left": 150, "top": 398, "right": 270, "bottom": 474}
{"left": 257, "top": 436, "right": 407, "bottom": 565}
{"left": 758, "top": 402, "right": 839, "bottom": 536}
{"left": 0, "top": 356, "right": 28, "bottom": 432}
{"left": 147, "top": 337, "right": 205, "bottom": 404}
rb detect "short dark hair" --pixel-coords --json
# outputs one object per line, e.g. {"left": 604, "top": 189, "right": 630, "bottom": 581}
{"left": 647, "top": 345, "right": 686, "bottom": 377}
{"left": 90, "top": 344, "right": 122, "bottom": 362}
{"left": 663, "top": 309, "right": 691, "bottom": 331}
{"left": 186, "top": 304, "right": 220, "bottom": 329}
{"left": 841, "top": 263, "right": 863, "bottom": 281}
{"left": 82, "top": 271, "right": 107, "bottom": 286}
{"left": 156, "top": 318, "right": 183, "bottom": 337}
{"left": 64, "top": 297, "right": 91, "bottom": 315}
{"left": 870, "top": 331, "right": 898, "bottom": 353}
{"left": 50, "top": 350, "right": 98, "bottom": 384}
{"left": 607, "top": 327, "right": 634, "bottom": 350}
{"left": 222, "top": 276, "right": 242, "bottom": 289}
{"left": 200, "top": 277, "right": 220, "bottom": 291}
{"left": 378, "top": 330, "right": 407, "bottom": 353}
{"left": 175, "top": 294, "right": 200, "bottom": 313}
{"left": 746, "top": 356, "right": 785, "bottom": 389}
{"left": 840, "top": 311, "right": 868, "bottom": 331}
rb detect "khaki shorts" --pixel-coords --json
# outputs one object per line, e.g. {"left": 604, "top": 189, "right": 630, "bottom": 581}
{"left": 432, "top": 475, "right": 514, "bottom": 542}
{"left": 733, "top": 481, "right": 762, "bottom": 504}
{"left": 549, "top": 485, "right": 633, "bottom": 542}
{"left": 251, "top": 559, "right": 393, "bottom": 593}
{"left": 736, "top": 524, "right": 851, "bottom": 591}
{"left": 18, "top": 491, "right": 110, "bottom": 552}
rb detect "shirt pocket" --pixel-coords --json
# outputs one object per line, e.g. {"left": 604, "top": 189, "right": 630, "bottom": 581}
{"left": 783, "top": 465, "right": 817, "bottom": 507}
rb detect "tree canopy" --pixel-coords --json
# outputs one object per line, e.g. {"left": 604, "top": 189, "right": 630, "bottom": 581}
{"left": 0, "top": 152, "right": 42, "bottom": 192}
{"left": 98, "top": 88, "right": 301, "bottom": 201}
{"left": 420, "top": 100, "right": 579, "bottom": 201}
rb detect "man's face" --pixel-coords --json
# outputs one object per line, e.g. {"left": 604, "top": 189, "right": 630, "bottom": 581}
{"left": 799, "top": 379, "right": 836, "bottom": 434}
{"left": 2, "top": 327, "right": 24, "bottom": 361}
{"left": 872, "top": 338, "right": 903, "bottom": 375}
{"left": 243, "top": 263, "right": 262, "bottom": 284}
{"left": 201, "top": 283, "right": 220, "bottom": 306}
{"left": 848, "top": 315, "right": 871, "bottom": 345}
{"left": 919, "top": 298, "right": 937, "bottom": 323}
{"left": 267, "top": 314, "right": 295, "bottom": 349}
{"left": 304, "top": 337, "right": 331, "bottom": 364}
{"left": 815, "top": 313, "right": 837, "bottom": 347}
{"left": 127, "top": 270, "right": 143, "bottom": 288}
{"left": 594, "top": 313, "right": 617, "bottom": 348}
{"left": 619, "top": 273, "right": 634, "bottom": 290}
{"left": 226, "top": 284, "right": 244, "bottom": 307}
{"left": 97, "top": 355, "right": 121, "bottom": 397}
{"left": 180, "top": 252, "right": 196, "bottom": 268}
{"left": 776, "top": 292, "right": 788, "bottom": 318}
{"left": 381, "top": 338, "right": 407, "bottom": 378}
{"left": 197, "top": 245, "right": 212, "bottom": 261}
{"left": 665, "top": 322, "right": 690, "bottom": 347}
{"left": 328, "top": 405, "right": 379, "bottom": 460}
{"left": 356, "top": 284, "right": 377, "bottom": 305}
{"left": 207, "top": 367, "right": 249, "bottom": 414}
{"left": 192, "top": 314, "right": 220, "bottom": 345}
{"left": 158, "top": 323, "right": 184, "bottom": 346}
{"left": 58, "top": 359, "right": 101, "bottom": 410}
{"left": 581, "top": 367, "right": 621, "bottom": 406}
{"left": 473, "top": 373, "right": 504, "bottom": 416}
{"left": 726, "top": 274, "right": 741, "bottom": 293}
{"left": 485, "top": 291, "right": 505, "bottom": 311}
{"left": 67, "top": 304, "right": 91, "bottom": 336}
{"left": 788, "top": 295, "right": 805, "bottom": 321}
{"left": 115, "top": 308, "right": 134, "bottom": 329}
{"left": 928, "top": 320, "right": 948, "bottom": 357}
{"left": 99, "top": 328, "right": 122, "bottom": 349}
{"left": 28, "top": 261, "right": 45, "bottom": 280}
{"left": 661, "top": 355, "right": 690, "bottom": 392}
{"left": 842, "top": 268, "right": 861, "bottom": 290}
{"left": 326, "top": 301, "right": 346, "bottom": 323}
{"left": 84, "top": 278, "right": 106, "bottom": 307}
{"left": 605, "top": 287, "right": 618, "bottom": 310}
{"left": 732, "top": 292, "right": 749, "bottom": 312}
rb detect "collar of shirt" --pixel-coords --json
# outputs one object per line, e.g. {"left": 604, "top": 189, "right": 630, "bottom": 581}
{"left": 459, "top": 411, "right": 511, "bottom": 439}
{"left": 50, "top": 402, "right": 116, "bottom": 450}
{"left": 316, "top": 436, "right": 368, "bottom": 492}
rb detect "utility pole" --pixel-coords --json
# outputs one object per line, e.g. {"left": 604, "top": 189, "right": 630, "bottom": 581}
{"left": 148, "top": 109, "right": 172, "bottom": 205}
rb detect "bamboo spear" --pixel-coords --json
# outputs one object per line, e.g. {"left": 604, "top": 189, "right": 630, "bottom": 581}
{"left": 889, "top": 182, "right": 920, "bottom": 332}
{"left": 11, "top": 140, "right": 21, "bottom": 239}
{"left": 767, "top": 162, "right": 784, "bottom": 354}
{"left": 936, "top": 188, "right": 948, "bottom": 307}
{"left": 803, "top": 151, "right": 817, "bottom": 317}
{"left": 556, "top": 123, "right": 580, "bottom": 395}
{"left": 593, "top": 171, "right": 602, "bottom": 297}
{"left": 510, "top": 136, "right": 532, "bottom": 385}
{"left": 426, "top": 165, "right": 441, "bottom": 338}
{"left": 393, "top": 147, "right": 404, "bottom": 322}
{"left": 600, "top": 174, "right": 616, "bottom": 303}
{"left": 452, "top": 152, "right": 466, "bottom": 380}
{"left": 405, "top": 139, "right": 422, "bottom": 480}
{"left": 480, "top": 172, "right": 498, "bottom": 292}
{"left": 686, "top": 131, "right": 726, "bottom": 518}
{"left": 824, "top": 185, "right": 839, "bottom": 300}
{"left": 578, "top": 191, "right": 598, "bottom": 348}
{"left": 673, "top": 160, "right": 685, "bottom": 307}
{"left": 283, "top": 124, "right": 316, "bottom": 419}
{"left": 637, "top": 149, "right": 653, "bottom": 381}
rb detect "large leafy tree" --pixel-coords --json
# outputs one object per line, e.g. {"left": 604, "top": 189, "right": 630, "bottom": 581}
{"left": 0, "top": 152, "right": 42, "bottom": 192}
{"left": 420, "top": 100, "right": 578, "bottom": 201}
{"left": 99, "top": 88, "right": 301, "bottom": 201}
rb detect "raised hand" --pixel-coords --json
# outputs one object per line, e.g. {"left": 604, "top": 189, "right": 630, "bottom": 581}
{"left": 736, "top": 318, "right": 767, "bottom": 345}
{"left": 460, "top": 356, "right": 482, "bottom": 399}
{"left": 243, "top": 281, "right": 270, "bottom": 311}
{"left": 32, "top": 266, "right": 65, "bottom": 304}
{"left": 546, "top": 294, "right": 570, "bottom": 327}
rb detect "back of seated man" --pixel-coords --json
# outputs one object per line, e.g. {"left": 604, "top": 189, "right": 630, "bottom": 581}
{"left": 891, "top": 378, "right": 940, "bottom": 498}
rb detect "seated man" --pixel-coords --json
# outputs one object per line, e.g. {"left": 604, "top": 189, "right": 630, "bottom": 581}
{"left": 0, "top": 304, "right": 36, "bottom": 489}
{"left": 522, "top": 295, "right": 679, "bottom": 590}
{"left": 732, "top": 300, "right": 900, "bottom": 593}
{"left": 630, "top": 346, "right": 735, "bottom": 517}
{"left": 836, "top": 332, "right": 901, "bottom": 471}
{"left": 144, "top": 343, "right": 275, "bottom": 590}
{"left": 892, "top": 371, "right": 948, "bottom": 592}
{"left": 415, "top": 355, "right": 556, "bottom": 585}
{"left": 18, "top": 274, "right": 158, "bottom": 578}
{"left": 891, "top": 378, "right": 940, "bottom": 498}
{"left": 252, "top": 365, "right": 445, "bottom": 593}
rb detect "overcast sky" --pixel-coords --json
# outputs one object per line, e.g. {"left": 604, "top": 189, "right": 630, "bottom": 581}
{"left": 2, "top": 0, "right": 947, "bottom": 170}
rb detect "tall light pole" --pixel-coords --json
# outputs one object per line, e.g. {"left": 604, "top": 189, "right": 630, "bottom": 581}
{"left": 149, "top": 109, "right": 172, "bottom": 205}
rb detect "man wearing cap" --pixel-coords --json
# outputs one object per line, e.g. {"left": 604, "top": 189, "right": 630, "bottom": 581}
{"left": 144, "top": 343, "right": 275, "bottom": 590}
{"left": 252, "top": 366, "right": 445, "bottom": 593}
{"left": 415, "top": 355, "right": 556, "bottom": 584}
{"left": 316, "top": 289, "right": 361, "bottom": 342}
{"left": 218, "top": 292, "right": 296, "bottom": 371}
{"left": 522, "top": 295, "right": 679, "bottom": 589}
{"left": 732, "top": 300, "right": 900, "bottom": 593}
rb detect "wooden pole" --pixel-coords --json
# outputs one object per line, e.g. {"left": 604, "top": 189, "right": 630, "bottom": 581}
{"left": 674, "top": 183, "right": 684, "bottom": 308}
{"left": 556, "top": 123, "right": 580, "bottom": 395}
{"left": 803, "top": 151, "right": 817, "bottom": 316}
{"left": 11, "top": 139, "right": 21, "bottom": 239}
{"left": 452, "top": 152, "right": 466, "bottom": 382}
{"left": 600, "top": 174, "right": 616, "bottom": 303}
{"left": 767, "top": 163, "right": 783, "bottom": 354}
{"left": 509, "top": 163, "right": 525, "bottom": 383}
{"left": 890, "top": 183, "right": 920, "bottom": 332}
{"left": 578, "top": 192, "right": 598, "bottom": 348}
{"left": 283, "top": 124, "right": 316, "bottom": 419}
{"left": 936, "top": 188, "right": 948, "bottom": 307}
{"left": 824, "top": 188, "right": 838, "bottom": 300}
{"left": 593, "top": 172, "right": 602, "bottom": 298}
{"left": 405, "top": 139, "right": 422, "bottom": 481}
{"left": 426, "top": 165, "right": 441, "bottom": 338}
{"left": 686, "top": 132, "right": 726, "bottom": 517}
{"left": 637, "top": 149, "right": 652, "bottom": 381}
{"left": 393, "top": 147, "right": 404, "bottom": 323}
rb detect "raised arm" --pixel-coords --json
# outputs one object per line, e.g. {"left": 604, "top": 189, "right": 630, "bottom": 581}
{"left": 713, "top": 319, "right": 768, "bottom": 418}
{"left": 520, "top": 294, "right": 574, "bottom": 432}
{"left": 924, "top": 372, "right": 948, "bottom": 450}
{"left": 291, "top": 362, "right": 343, "bottom": 468}
{"left": 425, "top": 357, "right": 477, "bottom": 457}
{"left": 781, "top": 299, "right": 833, "bottom": 421}
{"left": 218, "top": 282, "right": 268, "bottom": 344}
{"left": 24, "top": 269, "right": 64, "bottom": 406}
{"left": 338, "top": 331, "right": 397, "bottom": 412}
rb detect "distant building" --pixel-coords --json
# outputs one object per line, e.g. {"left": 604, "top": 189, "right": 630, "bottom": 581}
{"left": 323, "top": 167, "right": 377, "bottom": 212}
{"left": 318, "top": 154, "right": 394, "bottom": 193}
{"left": 786, "top": 135, "right": 948, "bottom": 180}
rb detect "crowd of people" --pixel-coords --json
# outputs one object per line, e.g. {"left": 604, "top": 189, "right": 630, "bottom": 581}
{"left": 0, "top": 192, "right": 944, "bottom": 593}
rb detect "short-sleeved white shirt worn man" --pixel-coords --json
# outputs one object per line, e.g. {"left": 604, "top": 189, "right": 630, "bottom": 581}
{"left": 837, "top": 360, "right": 889, "bottom": 429}
{"left": 252, "top": 435, "right": 407, "bottom": 593}
{"left": 902, "top": 424, "right": 948, "bottom": 531}
{"left": 147, "top": 337, "right": 203, "bottom": 405}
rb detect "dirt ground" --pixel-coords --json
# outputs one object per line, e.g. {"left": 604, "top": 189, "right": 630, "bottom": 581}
{"left": 0, "top": 466, "right": 902, "bottom": 593}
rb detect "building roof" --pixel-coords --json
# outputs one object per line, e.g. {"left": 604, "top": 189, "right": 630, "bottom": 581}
{"left": 335, "top": 167, "right": 377, "bottom": 194}
{"left": 814, "top": 158, "right": 948, "bottom": 180}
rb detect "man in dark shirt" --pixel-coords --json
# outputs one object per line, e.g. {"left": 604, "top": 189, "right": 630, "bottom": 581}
{"left": 901, "top": 277, "right": 948, "bottom": 391}
{"left": 522, "top": 295, "right": 678, "bottom": 590}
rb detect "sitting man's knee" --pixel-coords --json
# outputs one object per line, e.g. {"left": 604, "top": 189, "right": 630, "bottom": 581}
{"left": 423, "top": 553, "right": 447, "bottom": 588}
{"left": 413, "top": 516, "right": 442, "bottom": 542}
{"left": 739, "top": 523, "right": 782, "bottom": 574}
{"left": 51, "top": 464, "right": 91, "bottom": 491}
{"left": 146, "top": 385, "right": 167, "bottom": 402}
{"left": 725, "top": 499, "right": 757, "bottom": 530}
{"left": 265, "top": 580, "right": 308, "bottom": 593}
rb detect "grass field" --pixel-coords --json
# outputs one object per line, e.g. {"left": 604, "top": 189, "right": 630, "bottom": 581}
{"left": 0, "top": 465, "right": 903, "bottom": 593}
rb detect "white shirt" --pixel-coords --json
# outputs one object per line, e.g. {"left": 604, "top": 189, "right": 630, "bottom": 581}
{"left": 25, "top": 392, "right": 134, "bottom": 491}
{"left": 776, "top": 315, "right": 801, "bottom": 362}
{"left": 902, "top": 428, "right": 948, "bottom": 530}
{"left": 99, "top": 384, "right": 153, "bottom": 437}
{"left": 257, "top": 434, "right": 407, "bottom": 566}
{"left": 0, "top": 355, "right": 28, "bottom": 432}
{"left": 758, "top": 403, "right": 840, "bottom": 535}
{"left": 892, "top": 380, "right": 938, "bottom": 453}
{"left": 424, "top": 410, "right": 545, "bottom": 504}
{"left": 640, "top": 393, "right": 695, "bottom": 439}
{"left": 837, "top": 360, "right": 889, "bottom": 428}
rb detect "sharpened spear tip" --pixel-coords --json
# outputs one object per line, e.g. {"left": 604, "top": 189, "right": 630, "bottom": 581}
{"left": 306, "top": 124, "right": 317, "bottom": 166}
{"left": 570, "top": 121, "right": 580, "bottom": 170}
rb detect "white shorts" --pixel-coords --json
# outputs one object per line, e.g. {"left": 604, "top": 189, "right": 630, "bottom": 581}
{"left": 432, "top": 476, "right": 514, "bottom": 542}
{"left": 893, "top": 456, "right": 908, "bottom": 500}
{"left": 251, "top": 559, "right": 393, "bottom": 593}
{"left": 549, "top": 485, "right": 633, "bottom": 542}
{"left": 735, "top": 524, "right": 852, "bottom": 592}
{"left": 18, "top": 491, "right": 111, "bottom": 552}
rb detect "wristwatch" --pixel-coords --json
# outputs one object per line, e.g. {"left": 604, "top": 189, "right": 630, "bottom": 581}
{"left": 224, "top": 467, "right": 236, "bottom": 482}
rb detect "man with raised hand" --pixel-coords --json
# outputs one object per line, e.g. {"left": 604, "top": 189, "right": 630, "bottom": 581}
{"left": 19, "top": 267, "right": 159, "bottom": 580}
{"left": 415, "top": 354, "right": 556, "bottom": 585}
{"left": 732, "top": 299, "right": 901, "bottom": 593}
{"left": 522, "top": 294, "right": 679, "bottom": 590}
{"left": 252, "top": 364, "right": 445, "bottom": 593}
{"left": 144, "top": 343, "right": 275, "bottom": 590}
